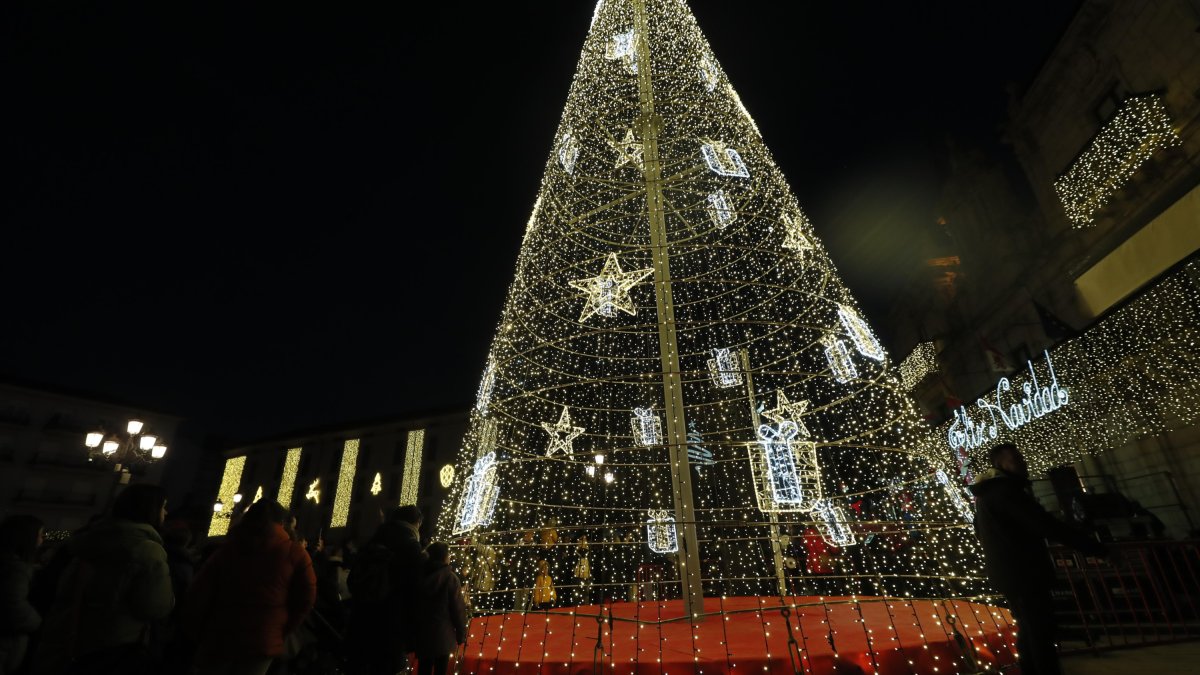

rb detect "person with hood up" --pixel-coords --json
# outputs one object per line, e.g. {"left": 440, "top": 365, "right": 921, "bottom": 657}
{"left": 414, "top": 543, "right": 466, "bottom": 675}
{"left": 0, "top": 514, "right": 44, "bottom": 675}
{"left": 968, "top": 443, "right": 1107, "bottom": 675}
{"left": 31, "top": 484, "right": 173, "bottom": 675}
{"left": 184, "top": 499, "right": 316, "bottom": 675}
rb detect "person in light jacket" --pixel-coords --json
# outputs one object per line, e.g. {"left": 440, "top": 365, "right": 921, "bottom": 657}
{"left": 184, "top": 499, "right": 316, "bottom": 675}
{"left": 0, "top": 515, "right": 44, "bottom": 675}
{"left": 415, "top": 543, "right": 466, "bottom": 675}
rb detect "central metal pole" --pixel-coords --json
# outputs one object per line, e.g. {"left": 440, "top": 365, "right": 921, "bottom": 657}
{"left": 631, "top": 0, "right": 705, "bottom": 621}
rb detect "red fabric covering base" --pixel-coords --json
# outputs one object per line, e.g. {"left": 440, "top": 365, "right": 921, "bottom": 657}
{"left": 458, "top": 596, "right": 1017, "bottom": 675}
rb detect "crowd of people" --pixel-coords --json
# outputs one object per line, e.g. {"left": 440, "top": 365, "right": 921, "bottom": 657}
{"left": 0, "top": 490, "right": 465, "bottom": 675}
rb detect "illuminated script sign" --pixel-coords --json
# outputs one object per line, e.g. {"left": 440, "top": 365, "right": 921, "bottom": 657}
{"left": 947, "top": 350, "right": 1069, "bottom": 452}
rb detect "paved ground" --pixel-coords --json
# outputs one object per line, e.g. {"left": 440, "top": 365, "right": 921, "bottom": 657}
{"left": 1061, "top": 641, "right": 1200, "bottom": 673}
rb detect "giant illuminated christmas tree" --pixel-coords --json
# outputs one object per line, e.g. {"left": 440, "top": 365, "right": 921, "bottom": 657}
{"left": 440, "top": 2, "right": 1015, "bottom": 672}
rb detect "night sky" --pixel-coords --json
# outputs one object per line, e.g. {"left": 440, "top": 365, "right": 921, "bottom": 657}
{"left": 2, "top": 1, "right": 1080, "bottom": 443}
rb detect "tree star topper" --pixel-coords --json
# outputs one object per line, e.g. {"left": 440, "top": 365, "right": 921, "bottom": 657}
{"left": 569, "top": 253, "right": 653, "bottom": 321}
{"left": 541, "top": 406, "right": 584, "bottom": 457}
{"left": 760, "top": 389, "right": 811, "bottom": 438}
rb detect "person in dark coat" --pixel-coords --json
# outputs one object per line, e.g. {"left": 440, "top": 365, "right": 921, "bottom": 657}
{"left": 345, "top": 506, "right": 427, "bottom": 675}
{"left": 415, "top": 543, "right": 466, "bottom": 675}
{"left": 969, "top": 443, "right": 1107, "bottom": 675}
{"left": 0, "top": 515, "right": 44, "bottom": 675}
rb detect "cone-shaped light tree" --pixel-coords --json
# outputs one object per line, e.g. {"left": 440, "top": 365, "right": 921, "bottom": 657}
{"left": 440, "top": 0, "right": 986, "bottom": 619}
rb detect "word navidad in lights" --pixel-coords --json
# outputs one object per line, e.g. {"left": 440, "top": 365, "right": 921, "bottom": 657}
{"left": 646, "top": 509, "right": 679, "bottom": 554}
{"left": 454, "top": 451, "right": 500, "bottom": 535}
{"left": 947, "top": 350, "right": 1069, "bottom": 453}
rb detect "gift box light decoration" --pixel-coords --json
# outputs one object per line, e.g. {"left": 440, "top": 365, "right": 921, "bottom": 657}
{"left": 646, "top": 509, "right": 679, "bottom": 553}
{"left": 437, "top": 0, "right": 990, "bottom": 634}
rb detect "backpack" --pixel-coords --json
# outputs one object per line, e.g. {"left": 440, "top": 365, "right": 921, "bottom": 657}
{"left": 346, "top": 542, "right": 393, "bottom": 602}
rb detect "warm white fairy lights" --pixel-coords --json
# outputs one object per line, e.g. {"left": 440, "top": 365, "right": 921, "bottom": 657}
{"left": 277, "top": 446, "right": 302, "bottom": 508}
{"left": 898, "top": 341, "right": 938, "bottom": 391}
{"left": 400, "top": 429, "right": 425, "bottom": 506}
{"left": 331, "top": 439, "right": 359, "bottom": 528}
{"left": 646, "top": 509, "right": 679, "bottom": 553}
{"left": 936, "top": 469, "right": 974, "bottom": 523}
{"left": 208, "top": 455, "right": 246, "bottom": 536}
{"left": 476, "top": 360, "right": 496, "bottom": 415}
{"left": 1054, "top": 94, "right": 1180, "bottom": 227}
{"left": 541, "top": 407, "right": 585, "bottom": 457}
{"left": 439, "top": 0, "right": 990, "bottom": 630}
{"left": 569, "top": 252, "right": 653, "bottom": 320}
{"left": 928, "top": 259, "right": 1200, "bottom": 476}
{"left": 706, "top": 347, "right": 742, "bottom": 387}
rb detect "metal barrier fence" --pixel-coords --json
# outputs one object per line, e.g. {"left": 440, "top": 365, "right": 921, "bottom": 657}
{"left": 1049, "top": 539, "right": 1200, "bottom": 652}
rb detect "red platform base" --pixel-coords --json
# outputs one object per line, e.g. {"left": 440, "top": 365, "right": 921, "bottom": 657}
{"left": 458, "top": 596, "right": 1016, "bottom": 675}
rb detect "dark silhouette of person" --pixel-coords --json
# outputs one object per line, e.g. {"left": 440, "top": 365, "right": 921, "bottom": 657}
{"left": 969, "top": 443, "right": 1107, "bottom": 675}
{"left": 414, "top": 542, "right": 467, "bottom": 675}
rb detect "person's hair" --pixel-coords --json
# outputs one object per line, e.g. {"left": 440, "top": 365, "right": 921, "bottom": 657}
{"left": 0, "top": 514, "right": 44, "bottom": 562}
{"left": 989, "top": 443, "right": 1019, "bottom": 468}
{"left": 388, "top": 505, "right": 422, "bottom": 526}
{"left": 233, "top": 499, "right": 290, "bottom": 537}
{"left": 426, "top": 541, "right": 450, "bottom": 563}
{"left": 112, "top": 484, "right": 168, "bottom": 528}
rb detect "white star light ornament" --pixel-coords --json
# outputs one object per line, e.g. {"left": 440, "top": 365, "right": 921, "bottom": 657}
{"left": 541, "top": 406, "right": 585, "bottom": 457}
{"left": 610, "top": 129, "right": 644, "bottom": 170}
{"left": 760, "top": 390, "right": 811, "bottom": 438}
{"left": 698, "top": 56, "right": 719, "bottom": 92}
{"left": 569, "top": 253, "right": 653, "bottom": 321}
{"left": 837, "top": 304, "right": 886, "bottom": 361}
{"left": 781, "top": 211, "right": 815, "bottom": 256}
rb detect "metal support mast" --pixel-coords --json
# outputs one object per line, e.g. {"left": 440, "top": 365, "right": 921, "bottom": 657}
{"left": 631, "top": 0, "right": 705, "bottom": 622}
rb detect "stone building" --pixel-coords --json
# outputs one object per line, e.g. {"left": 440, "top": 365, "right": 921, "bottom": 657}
{"left": 206, "top": 407, "right": 468, "bottom": 546}
{"left": 889, "top": 0, "right": 1200, "bottom": 537}
{"left": 0, "top": 378, "right": 183, "bottom": 534}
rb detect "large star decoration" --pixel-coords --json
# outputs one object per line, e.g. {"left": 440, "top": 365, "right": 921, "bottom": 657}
{"left": 781, "top": 212, "right": 815, "bottom": 256}
{"left": 569, "top": 253, "right": 653, "bottom": 321}
{"left": 541, "top": 406, "right": 584, "bottom": 457}
{"left": 761, "top": 390, "right": 811, "bottom": 438}
{"left": 609, "top": 129, "right": 644, "bottom": 169}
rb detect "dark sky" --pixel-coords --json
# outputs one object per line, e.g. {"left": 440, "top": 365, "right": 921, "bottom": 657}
{"left": 2, "top": 1, "right": 1081, "bottom": 443}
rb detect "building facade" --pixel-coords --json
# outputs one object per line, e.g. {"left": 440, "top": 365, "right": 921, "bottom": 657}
{"left": 0, "top": 379, "right": 183, "bottom": 534}
{"left": 890, "top": 0, "right": 1200, "bottom": 537}
{"left": 206, "top": 408, "right": 468, "bottom": 546}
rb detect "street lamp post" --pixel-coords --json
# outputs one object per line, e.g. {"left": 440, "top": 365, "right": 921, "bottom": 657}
{"left": 83, "top": 418, "right": 169, "bottom": 490}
